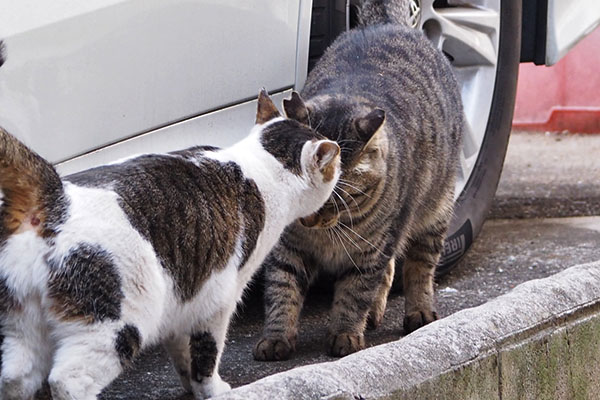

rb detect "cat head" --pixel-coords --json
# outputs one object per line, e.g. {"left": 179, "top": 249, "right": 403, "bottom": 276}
{"left": 253, "top": 89, "right": 342, "bottom": 220}
{"left": 283, "top": 92, "right": 389, "bottom": 228}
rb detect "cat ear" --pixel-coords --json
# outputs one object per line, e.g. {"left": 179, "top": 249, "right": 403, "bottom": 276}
{"left": 354, "top": 108, "right": 386, "bottom": 142}
{"left": 313, "top": 140, "right": 340, "bottom": 171}
{"left": 256, "top": 88, "right": 281, "bottom": 124}
{"left": 283, "top": 91, "right": 310, "bottom": 125}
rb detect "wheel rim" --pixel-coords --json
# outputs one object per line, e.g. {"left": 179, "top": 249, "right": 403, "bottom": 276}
{"left": 413, "top": 0, "right": 501, "bottom": 198}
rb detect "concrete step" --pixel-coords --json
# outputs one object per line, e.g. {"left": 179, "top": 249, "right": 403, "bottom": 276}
{"left": 221, "top": 260, "right": 600, "bottom": 400}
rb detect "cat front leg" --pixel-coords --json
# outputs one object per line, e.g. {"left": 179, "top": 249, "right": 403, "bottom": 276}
{"left": 253, "top": 250, "right": 311, "bottom": 361}
{"left": 188, "top": 304, "right": 235, "bottom": 399}
{"left": 402, "top": 257, "right": 439, "bottom": 334}
{"left": 164, "top": 334, "right": 193, "bottom": 393}
{"left": 328, "top": 256, "right": 389, "bottom": 357}
{"left": 0, "top": 303, "right": 53, "bottom": 400}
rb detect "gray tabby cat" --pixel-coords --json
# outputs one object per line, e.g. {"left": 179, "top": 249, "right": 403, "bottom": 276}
{"left": 254, "top": 0, "right": 464, "bottom": 360}
{"left": 0, "top": 59, "right": 341, "bottom": 400}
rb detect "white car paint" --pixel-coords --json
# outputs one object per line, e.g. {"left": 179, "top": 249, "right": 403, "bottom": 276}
{"left": 546, "top": 0, "right": 600, "bottom": 65}
{"left": 1, "top": 0, "right": 599, "bottom": 176}
{"left": 56, "top": 90, "right": 291, "bottom": 175}
{"left": 0, "top": 0, "right": 311, "bottom": 173}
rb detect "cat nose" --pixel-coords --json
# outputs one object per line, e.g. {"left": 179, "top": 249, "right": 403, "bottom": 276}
{"left": 300, "top": 215, "right": 319, "bottom": 227}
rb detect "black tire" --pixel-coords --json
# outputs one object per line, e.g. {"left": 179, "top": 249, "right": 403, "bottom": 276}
{"left": 308, "top": 0, "right": 522, "bottom": 279}
{"left": 436, "top": 0, "right": 522, "bottom": 276}
{"left": 308, "top": 0, "right": 348, "bottom": 72}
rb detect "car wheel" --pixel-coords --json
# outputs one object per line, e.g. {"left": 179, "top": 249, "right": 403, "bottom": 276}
{"left": 415, "top": 0, "right": 522, "bottom": 275}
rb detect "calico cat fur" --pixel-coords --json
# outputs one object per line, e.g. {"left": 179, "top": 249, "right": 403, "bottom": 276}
{"left": 0, "top": 68, "right": 341, "bottom": 399}
{"left": 254, "top": 0, "right": 464, "bottom": 360}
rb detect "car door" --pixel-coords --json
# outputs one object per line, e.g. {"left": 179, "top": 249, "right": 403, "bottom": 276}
{"left": 0, "top": 0, "right": 309, "bottom": 173}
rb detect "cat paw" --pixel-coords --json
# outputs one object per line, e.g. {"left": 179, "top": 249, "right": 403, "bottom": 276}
{"left": 1, "top": 378, "right": 36, "bottom": 400}
{"left": 48, "top": 379, "right": 77, "bottom": 400}
{"left": 403, "top": 310, "right": 439, "bottom": 334}
{"left": 327, "top": 333, "right": 365, "bottom": 357}
{"left": 192, "top": 375, "right": 231, "bottom": 399}
{"left": 253, "top": 336, "right": 295, "bottom": 361}
{"left": 366, "top": 309, "right": 384, "bottom": 330}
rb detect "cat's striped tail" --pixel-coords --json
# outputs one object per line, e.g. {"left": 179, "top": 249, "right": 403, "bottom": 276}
{"left": 359, "top": 0, "right": 411, "bottom": 27}
{"left": 0, "top": 44, "right": 66, "bottom": 240}
{"left": 0, "top": 126, "right": 66, "bottom": 240}
{"left": 0, "top": 40, "right": 5, "bottom": 67}
{"left": 0, "top": 128, "right": 65, "bottom": 241}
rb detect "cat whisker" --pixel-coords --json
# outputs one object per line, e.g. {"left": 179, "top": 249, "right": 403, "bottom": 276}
{"left": 314, "top": 115, "right": 328, "bottom": 132}
{"left": 330, "top": 227, "right": 362, "bottom": 274}
{"left": 337, "top": 180, "right": 372, "bottom": 198}
{"left": 333, "top": 225, "right": 362, "bottom": 252}
{"left": 330, "top": 192, "right": 341, "bottom": 216}
{"left": 338, "top": 221, "right": 390, "bottom": 257}
{"left": 332, "top": 189, "right": 354, "bottom": 228}
{"left": 325, "top": 227, "right": 334, "bottom": 242}
{"left": 334, "top": 186, "right": 361, "bottom": 215}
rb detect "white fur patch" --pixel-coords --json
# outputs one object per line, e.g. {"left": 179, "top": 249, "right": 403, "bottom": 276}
{"left": 0, "top": 231, "right": 49, "bottom": 301}
{"left": 49, "top": 183, "right": 168, "bottom": 344}
{"left": 158, "top": 235, "right": 242, "bottom": 340}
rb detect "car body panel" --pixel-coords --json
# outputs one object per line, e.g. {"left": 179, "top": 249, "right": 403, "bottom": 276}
{"left": 0, "top": 0, "right": 308, "bottom": 169}
{"left": 55, "top": 90, "right": 292, "bottom": 175}
{"left": 546, "top": 0, "right": 600, "bottom": 65}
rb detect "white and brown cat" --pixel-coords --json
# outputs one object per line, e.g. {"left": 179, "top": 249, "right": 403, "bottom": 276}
{"left": 0, "top": 54, "right": 341, "bottom": 400}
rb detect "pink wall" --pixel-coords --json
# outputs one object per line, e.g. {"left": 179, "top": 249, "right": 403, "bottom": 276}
{"left": 513, "top": 27, "right": 600, "bottom": 132}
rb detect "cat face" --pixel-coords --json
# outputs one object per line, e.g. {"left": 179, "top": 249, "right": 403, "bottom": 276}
{"left": 283, "top": 92, "right": 388, "bottom": 228}
{"left": 254, "top": 89, "right": 342, "bottom": 220}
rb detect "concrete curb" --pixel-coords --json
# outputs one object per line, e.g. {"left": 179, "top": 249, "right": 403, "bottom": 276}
{"left": 216, "top": 261, "right": 600, "bottom": 399}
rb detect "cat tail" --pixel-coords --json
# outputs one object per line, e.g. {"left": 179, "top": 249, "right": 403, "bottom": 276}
{"left": 0, "top": 40, "right": 5, "bottom": 68}
{"left": 358, "top": 0, "right": 411, "bottom": 27}
{"left": 0, "top": 126, "right": 66, "bottom": 240}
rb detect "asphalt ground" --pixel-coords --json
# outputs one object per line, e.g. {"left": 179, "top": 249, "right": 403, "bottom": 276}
{"left": 31, "top": 131, "right": 600, "bottom": 399}
{"left": 491, "top": 131, "right": 600, "bottom": 219}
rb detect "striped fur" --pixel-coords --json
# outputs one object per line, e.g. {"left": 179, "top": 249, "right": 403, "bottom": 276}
{"left": 359, "top": 0, "right": 411, "bottom": 26}
{"left": 0, "top": 41, "right": 5, "bottom": 68}
{"left": 254, "top": 7, "right": 464, "bottom": 360}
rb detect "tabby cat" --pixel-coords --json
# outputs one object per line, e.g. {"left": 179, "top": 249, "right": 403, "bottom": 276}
{"left": 0, "top": 62, "right": 341, "bottom": 400}
{"left": 254, "top": 0, "right": 464, "bottom": 360}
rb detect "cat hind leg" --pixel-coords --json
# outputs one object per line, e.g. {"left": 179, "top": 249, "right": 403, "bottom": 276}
{"left": 402, "top": 218, "right": 449, "bottom": 334}
{"left": 366, "top": 257, "right": 395, "bottom": 330}
{"left": 0, "top": 305, "right": 53, "bottom": 400}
